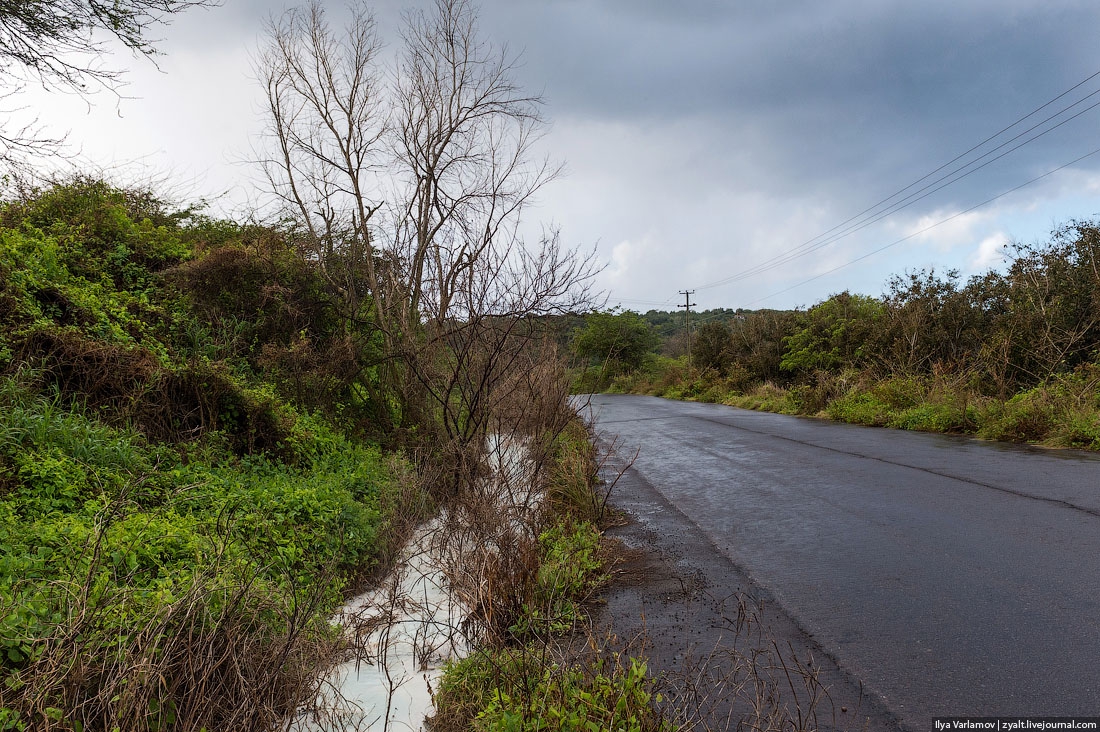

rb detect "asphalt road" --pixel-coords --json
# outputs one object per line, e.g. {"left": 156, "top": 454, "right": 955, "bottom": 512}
{"left": 581, "top": 394, "right": 1100, "bottom": 729}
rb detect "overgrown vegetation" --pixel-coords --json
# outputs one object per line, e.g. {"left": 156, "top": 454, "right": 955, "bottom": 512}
{"left": 0, "top": 1, "right": 666, "bottom": 729}
{"left": 0, "top": 177, "right": 434, "bottom": 730}
{"left": 574, "top": 222, "right": 1100, "bottom": 450}
{"left": 0, "top": 15, "right": 625, "bottom": 721}
{"left": 429, "top": 424, "right": 672, "bottom": 732}
{"left": 0, "top": 172, "right": 623, "bottom": 732}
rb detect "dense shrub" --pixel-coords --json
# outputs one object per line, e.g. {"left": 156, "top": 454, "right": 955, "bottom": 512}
{"left": 576, "top": 220, "right": 1100, "bottom": 452}
{"left": 691, "top": 321, "right": 732, "bottom": 374}
{"left": 0, "top": 375, "right": 401, "bottom": 730}
{"left": 781, "top": 292, "right": 883, "bottom": 374}
{"left": 0, "top": 179, "right": 414, "bottom": 730}
{"left": 572, "top": 311, "right": 659, "bottom": 372}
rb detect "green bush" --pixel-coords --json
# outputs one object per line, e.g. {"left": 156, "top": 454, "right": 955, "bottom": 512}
{"left": 1053, "top": 409, "right": 1100, "bottom": 449}
{"left": 572, "top": 311, "right": 659, "bottom": 372}
{"left": 780, "top": 292, "right": 884, "bottom": 374}
{"left": 980, "top": 388, "right": 1057, "bottom": 442}
{"left": 870, "top": 376, "right": 926, "bottom": 411}
{"left": 0, "top": 375, "right": 401, "bottom": 728}
{"left": 508, "top": 520, "right": 603, "bottom": 637}
{"left": 825, "top": 391, "right": 891, "bottom": 426}
{"left": 888, "top": 402, "right": 976, "bottom": 433}
{"left": 435, "top": 650, "right": 670, "bottom": 732}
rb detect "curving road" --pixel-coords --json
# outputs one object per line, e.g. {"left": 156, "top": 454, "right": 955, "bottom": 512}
{"left": 581, "top": 394, "right": 1100, "bottom": 729}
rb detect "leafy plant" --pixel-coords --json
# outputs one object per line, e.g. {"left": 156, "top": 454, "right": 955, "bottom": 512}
{"left": 508, "top": 520, "right": 603, "bottom": 637}
{"left": 435, "top": 650, "right": 671, "bottom": 732}
{"left": 476, "top": 655, "right": 668, "bottom": 732}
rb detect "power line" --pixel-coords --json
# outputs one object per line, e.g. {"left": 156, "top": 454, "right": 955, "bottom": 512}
{"left": 695, "top": 67, "right": 1100, "bottom": 292}
{"left": 698, "top": 72, "right": 1100, "bottom": 290}
{"left": 702, "top": 92, "right": 1100, "bottom": 289}
{"left": 743, "top": 144, "right": 1100, "bottom": 307}
{"left": 608, "top": 70, "right": 1100, "bottom": 318}
{"left": 763, "top": 93, "right": 1100, "bottom": 269}
{"left": 710, "top": 93, "right": 1100, "bottom": 290}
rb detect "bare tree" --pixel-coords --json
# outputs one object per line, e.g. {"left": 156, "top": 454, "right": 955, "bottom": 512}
{"left": 390, "top": 0, "right": 560, "bottom": 326}
{"left": 411, "top": 227, "right": 597, "bottom": 473}
{"left": 257, "top": 0, "right": 601, "bottom": 470}
{"left": 0, "top": 0, "right": 217, "bottom": 166}
{"left": 257, "top": 1, "right": 387, "bottom": 319}
{"left": 0, "top": 0, "right": 216, "bottom": 90}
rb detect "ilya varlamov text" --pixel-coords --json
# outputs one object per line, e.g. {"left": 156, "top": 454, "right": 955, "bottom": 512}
{"left": 935, "top": 720, "right": 1100, "bottom": 731}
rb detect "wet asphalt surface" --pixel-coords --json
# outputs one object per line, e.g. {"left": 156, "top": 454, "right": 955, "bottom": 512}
{"left": 579, "top": 395, "right": 1100, "bottom": 731}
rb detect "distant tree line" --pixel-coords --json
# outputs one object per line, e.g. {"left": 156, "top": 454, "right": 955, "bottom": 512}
{"left": 571, "top": 221, "right": 1100, "bottom": 400}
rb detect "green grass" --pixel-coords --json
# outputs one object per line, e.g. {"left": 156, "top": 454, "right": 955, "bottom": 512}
{"left": 0, "top": 376, "right": 405, "bottom": 730}
{"left": 435, "top": 649, "right": 670, "bottom": 732}
{"left": 0, "top": 180, "right": 418, "bottom": 731}
{"left": 718, "top": 380, "right": 802, "bottom": 415}
{"left": 608, "top": 360, "right": 1100, "bottom": 452}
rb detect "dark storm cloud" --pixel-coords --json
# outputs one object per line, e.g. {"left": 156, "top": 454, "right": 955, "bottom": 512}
{"left": 167, "top": 0, "right": 1100, "bottom": 206}
{"left": 147, "top": 0, "right": 1100, "bottom": 306}
{"left": 478, "top": 0, "right": 1100, "bottom": 202}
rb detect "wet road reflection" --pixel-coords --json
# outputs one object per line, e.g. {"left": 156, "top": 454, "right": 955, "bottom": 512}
{"left": 581, "top": 395, "right": 1100, "bottom": 726}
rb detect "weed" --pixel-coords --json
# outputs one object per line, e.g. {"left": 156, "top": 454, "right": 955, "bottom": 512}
{"left": 825, "top": 391, "right": 891, "bottom": 426}
{"left": 433, "top": 647, "right": 670, "bottom": 732}
{"left": 507, "top": 520, "right": 603, "bottom": 638}
{"left": 980, "top": 388, "right": 1057, "bottom": 442}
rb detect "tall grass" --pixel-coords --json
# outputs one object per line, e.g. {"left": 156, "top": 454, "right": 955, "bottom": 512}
{"left": 428, "top": 410, "right": 666, "bottom": 732}
{"left": 625, "top": 359, "right": 1100, "bottom": 451}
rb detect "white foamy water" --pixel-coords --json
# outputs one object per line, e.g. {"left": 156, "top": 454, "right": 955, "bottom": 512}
{"left": 290, "top": 433, "right": 538, "bottom": 732}
{"left": 318, "top": 518, "right": 468, "bottom": 731}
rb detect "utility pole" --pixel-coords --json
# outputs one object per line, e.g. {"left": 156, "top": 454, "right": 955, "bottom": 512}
{"left": 678, "top": 289, "right": 696, "bottom": 366}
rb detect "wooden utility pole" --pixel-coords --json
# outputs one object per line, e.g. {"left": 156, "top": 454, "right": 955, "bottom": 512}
{"left": 678, "top": 289, "right": 696, "bottom": 365}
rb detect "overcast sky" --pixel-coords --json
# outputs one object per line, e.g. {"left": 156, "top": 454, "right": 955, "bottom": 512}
{"left": 13, "top": 0, "right": 1100, "bottom": 311}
